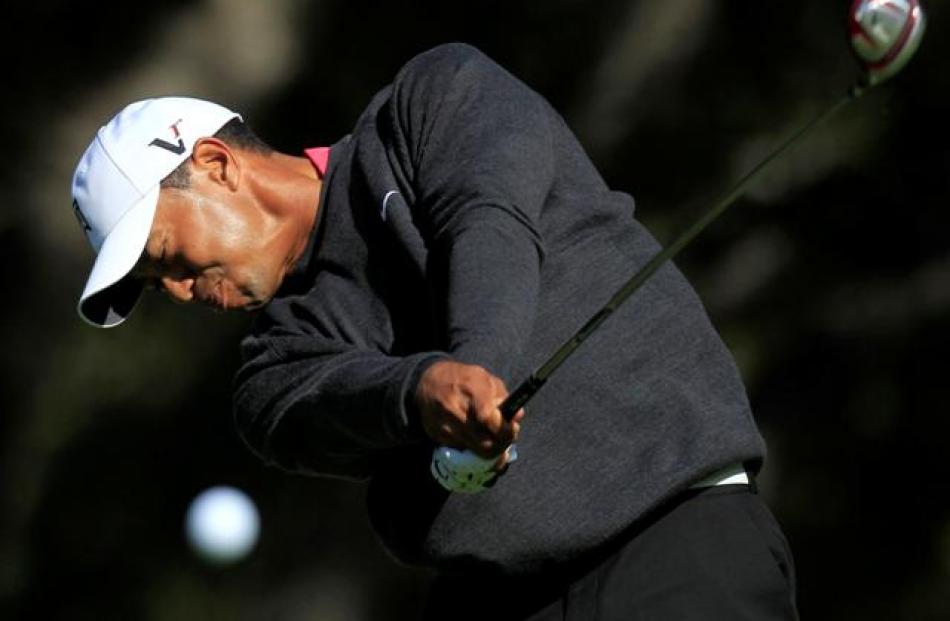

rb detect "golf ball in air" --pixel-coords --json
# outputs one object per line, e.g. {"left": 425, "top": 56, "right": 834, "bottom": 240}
{"left": 185, "top": 486, "right": 260, "bottom": 564}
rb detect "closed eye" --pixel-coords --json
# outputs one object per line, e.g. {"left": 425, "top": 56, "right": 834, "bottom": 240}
{"left": 133, "top": 236, "right": 168, "bottom": 285}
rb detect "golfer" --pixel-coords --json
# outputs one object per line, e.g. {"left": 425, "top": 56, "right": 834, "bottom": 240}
{"left": 71, "top": 43, "right": 798, "bottom": 619}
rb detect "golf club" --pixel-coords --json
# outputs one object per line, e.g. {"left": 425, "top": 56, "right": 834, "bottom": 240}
{"left": 431, "top": 0, "right": 927, "bottom": 493}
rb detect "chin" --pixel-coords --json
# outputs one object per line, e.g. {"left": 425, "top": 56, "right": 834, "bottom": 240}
{"left": 233, "top": 277, "right": 271, "bottom": 312}
{"left": 241, "top": 286, "right": 273, "bottom": 311}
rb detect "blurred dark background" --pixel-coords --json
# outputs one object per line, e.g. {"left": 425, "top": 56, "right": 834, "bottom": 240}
{"left": 2, "top": 1, "right": 947, "bottom": 619}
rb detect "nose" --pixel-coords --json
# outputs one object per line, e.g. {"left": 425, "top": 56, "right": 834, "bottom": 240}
{"left": 160, "top": 275, "right": 196, "bottom": 304}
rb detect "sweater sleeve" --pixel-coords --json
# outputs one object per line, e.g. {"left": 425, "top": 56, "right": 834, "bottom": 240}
{"left": 233, "top": 327, "right": 447, "bottom": 479}
{"left": 390, "top": 43, "right": 555, "bottom": 383}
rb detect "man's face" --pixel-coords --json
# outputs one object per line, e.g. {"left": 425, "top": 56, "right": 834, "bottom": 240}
{"left": 135, "top": 145, "right": 287, "bottom": 312}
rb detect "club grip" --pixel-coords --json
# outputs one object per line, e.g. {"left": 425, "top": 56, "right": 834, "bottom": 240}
{"left": 499, "top": 375, "right": 546, "bottom": 421}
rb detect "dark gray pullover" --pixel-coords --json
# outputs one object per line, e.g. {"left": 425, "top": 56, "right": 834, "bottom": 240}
{"left": 233, "top": 43, "right": 766, "bottom": 575}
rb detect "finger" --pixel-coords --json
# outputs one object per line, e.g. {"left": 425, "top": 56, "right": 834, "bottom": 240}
{"left": 469, "top": 411, "right": 516, "bottom": 455}
{"left": 445, "top": 407, "right": 497, "bottom": 456}
{"left": 432, "top": 424, "right": 464, "bottom": 449}
{"left": 460, "top": 370, "right": 515, "bottom": 452}
{"left": 512, "top": 408, "right": 526, "bottom": 424}
{"left": 468, "top": 389, "right": 505, "bottom": 433}
{"left": 492, "top": 444, "right": 519, "bottom": 471}
{"left": 470, "top": 436, "right": 505, "bottom": 459}
{"left": 434, "top": 402, "right": 487, "bottom": 448}
{"left": 463, "top": 417, "right": 507, "bottom": 458}
{"left": 491, "top": 451, "right": 510, "bottom": 472}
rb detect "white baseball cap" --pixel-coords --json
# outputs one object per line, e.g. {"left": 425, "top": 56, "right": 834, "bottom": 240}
{"left": 71, "top": 97, "right": 241, "bottom": 327}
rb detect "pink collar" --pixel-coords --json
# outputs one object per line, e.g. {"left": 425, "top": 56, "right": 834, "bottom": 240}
{"left": 304, "top": 147, "right": 331, "bottom": 178}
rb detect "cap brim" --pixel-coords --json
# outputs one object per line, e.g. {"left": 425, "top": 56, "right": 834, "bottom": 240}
{"left": 77, "top": 185, "right": 159, "bottom": 328}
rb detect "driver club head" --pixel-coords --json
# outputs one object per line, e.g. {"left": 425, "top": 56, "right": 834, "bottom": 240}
{"left": 849, "top": 0, "right": 926, "bottom": 86}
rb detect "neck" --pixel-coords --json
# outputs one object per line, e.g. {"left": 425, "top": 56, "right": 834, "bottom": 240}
{"left": 248, "top": 151, "right": 323, "bottom": 273}
{"left": 280, "top": 153, "right": 322, "bottom": 269}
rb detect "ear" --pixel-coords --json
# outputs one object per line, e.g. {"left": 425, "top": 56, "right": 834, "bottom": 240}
{"left": 190, "top": 137, "right": 241, "bottom": 191}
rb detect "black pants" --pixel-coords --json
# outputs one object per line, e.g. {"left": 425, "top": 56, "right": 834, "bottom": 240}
{"left": 423, "top": 486, "right": 798, "bottom": 620}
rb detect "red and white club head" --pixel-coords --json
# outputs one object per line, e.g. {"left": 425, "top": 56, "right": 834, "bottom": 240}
{"left": 849, "top": 0, "right": 926, "bottom": 85}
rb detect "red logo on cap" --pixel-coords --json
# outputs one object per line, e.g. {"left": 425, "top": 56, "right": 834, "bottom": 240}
{"left": 149, "top": 119, "right": 185, "bottom": 155}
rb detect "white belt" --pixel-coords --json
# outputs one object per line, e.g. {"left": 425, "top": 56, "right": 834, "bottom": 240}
{"left": 690, "top": 463, "right": 749, "bottom": 489}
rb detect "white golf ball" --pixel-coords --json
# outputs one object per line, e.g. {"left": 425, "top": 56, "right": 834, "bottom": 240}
{"left": 185, "top": 486, "right": 260, "bottom": 564}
